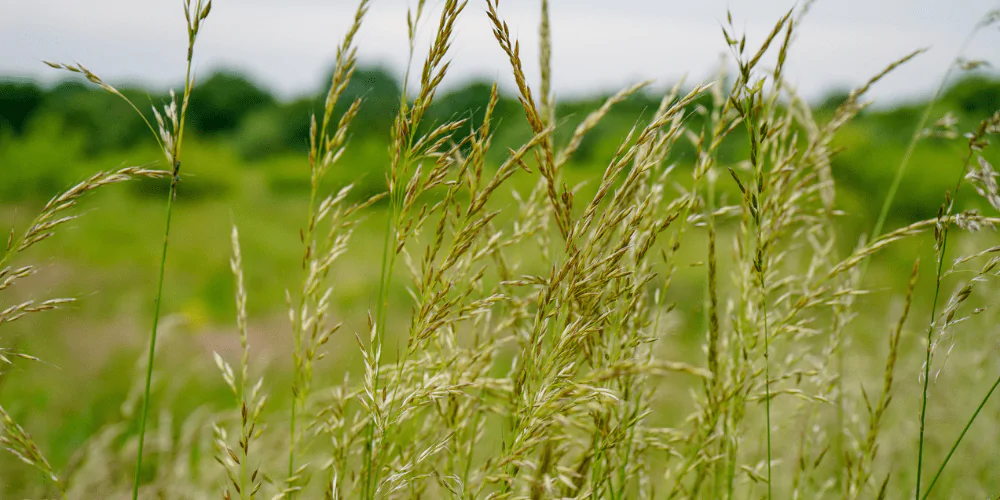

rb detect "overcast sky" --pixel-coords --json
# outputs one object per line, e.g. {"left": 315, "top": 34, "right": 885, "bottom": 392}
{"left": 2, "top": 0, "right": 998, "bottom": 105}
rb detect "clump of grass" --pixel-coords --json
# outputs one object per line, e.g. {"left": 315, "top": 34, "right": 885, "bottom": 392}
{"left": 7, "top": 1, "right": 1000, "bottom": 498}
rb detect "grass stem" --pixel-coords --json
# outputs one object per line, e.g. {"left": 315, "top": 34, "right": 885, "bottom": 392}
{"left": 914, "top": 147, "right": 975, "bottom": 499}
{"left": 131, "top": 163, "right": 179, "bottom": 500}
{"left": 132, "top": 4, "right": 206, "bottom": 495}
{"left": 921, "top": 373, "right": 1000, "bottom": 499}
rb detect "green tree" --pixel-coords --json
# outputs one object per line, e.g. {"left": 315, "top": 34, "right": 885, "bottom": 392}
{"left": 333, "top": 66, "right": 401, "bottom": 137}
{"left": 186, "top": 71, "right": 275, "bottom": 135}
{"left": 0, "top": 80, "right": 44, "bottom": 135}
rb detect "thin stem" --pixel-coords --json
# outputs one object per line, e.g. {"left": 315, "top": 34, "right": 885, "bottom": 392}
{"left": 239, "top": 392, "right": 248, "bottom": 496}
{"left": 921, "top": 372, "right": 1000, "bottom": 499}
{"left": 915, "top": 149, "right": 974, "bottom": 499}
{"left": 761, "top": 257, "right": 773, "bottom": 500}
{"left": 132, "top": 6, "right": 202, "bottom": 495}
{"left": 867, "top": 20, "right": 992, "bottom": 493}
{"left": 870, "top": 29, "right": 977, "bottom": 241}
{"left": 747, "top": 87, "right": 772, "bottom": 499}
{"left": 120, "top": 96, "right": 166, "bottom": 156}
{"left": 358, "top": 4, "right": 424, "bottom": 486}
{"left": 914, "top": 257, "right": 943, "bottom": 500}
{"left": 836, "top": 320, "right": 845, "bottom": 493}
{"left": 288, "top": 172, "right": 318, "bottom": 487}
{"left": 363, "top": 206, "right": 396, "bottom": 499}
{"left": 288, "top": 373, "right": 296, "bottom": 481}
{"left": 363, "top": 151, "right": 405, "bottom": 497}
{"left": 132, "top": 165, "right": 179, "bottom": 500}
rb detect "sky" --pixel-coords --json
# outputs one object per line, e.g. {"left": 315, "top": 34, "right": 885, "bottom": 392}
{"left": 1, "top": 0, "right": 998, "bottom": 105}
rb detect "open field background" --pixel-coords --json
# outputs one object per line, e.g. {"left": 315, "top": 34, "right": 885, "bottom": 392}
{"left": 2, "top": 1, "right": 1000, "bottom": 498}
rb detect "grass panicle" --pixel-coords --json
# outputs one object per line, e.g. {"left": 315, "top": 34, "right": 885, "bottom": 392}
{"left": 6, "top": 1, "right": 1000, "bottom": 498}
{"left": 0, "top": 166, "right": 167, "bottom": 499}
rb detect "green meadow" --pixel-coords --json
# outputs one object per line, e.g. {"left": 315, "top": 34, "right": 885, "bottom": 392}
{"left": 2, "top": 1, "right": 1000, "bottom": 498}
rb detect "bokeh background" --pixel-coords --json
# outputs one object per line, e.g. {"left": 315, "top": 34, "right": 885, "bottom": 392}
{"left": 1, "top": 0, "right": 999, "bottom": 494}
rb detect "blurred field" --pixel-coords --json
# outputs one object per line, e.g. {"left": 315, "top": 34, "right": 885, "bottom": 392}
{"left": 2, "top": 2, "right": 1000, "bottom": 498}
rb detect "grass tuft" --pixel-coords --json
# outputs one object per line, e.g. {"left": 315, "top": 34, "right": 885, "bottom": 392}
{"left": 3, "top": 1, "right": 1000, "bottom": 498}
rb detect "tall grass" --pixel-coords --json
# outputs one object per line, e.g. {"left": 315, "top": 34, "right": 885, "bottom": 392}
{"left": 42, "top": 2, "right": 212, "bottom": 497}
{"left": 0, "top": 166, "right": 169, "bottom": 498}
{"left": 2, "top": 1, "right": 1000, "bottom": 498}
{"left": 286, "top": 1, "right": 371, "bottom": 494}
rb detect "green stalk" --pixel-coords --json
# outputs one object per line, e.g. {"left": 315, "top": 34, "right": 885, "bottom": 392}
{"left": 914, "top": 149, "right": 974, "bottom": 499}
{"left": 132, "top": 161, "right": 179, "bottom": 500}
{"left": 914, "top": 248, "right": 945, "bottom": 500}
{"left": 132, "top": 4, "right": 203, "bottom": 494}
{"left": 240, "top": 385, "right": 248, "bottom": 499}
{"left": 363, "top": 101, "right": 410, "bottom": 497}
{"left": 362, "top": 201, "right": 397, "bottom": 499}
{"left": 730, "top": 78, "right": 772, "bottom": 497}
{"left": 761, "top": 280, "right": 773, "bottom": 499}
{"left": 289, "top": 2, "right": 366, "bottom": 482}
{"left": 288, "top": 174, "right": 318, "bottom": 487}
{"left": 288, "top": 394, "right": 296, "bottom": 478}
{"left": 357, "top": 11, "right": 415, "bottom": 484}
{"left": 854, "top": 12, "right": 991, "bottom": 500}
{"left": 921, "top": 372, "right": 1000, "bottom": 499}
{"left": 747, "top": 89, "right": 772, "bottom": 499}
{"left": 836, "top": 318, "right": 845, "bottom": 493}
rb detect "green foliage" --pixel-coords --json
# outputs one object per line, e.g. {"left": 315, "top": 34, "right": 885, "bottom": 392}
{"left": 3, "top": 69, "right": 997, "bottom": 199}
{"left": 0, "top": 115, "right": 90, "bottom": 200}
{"left": 0, "top": 80, "right": 44, "bottom": 134}
{"left": 944, "top": 74, "right": 1000, "bottom": 116}
{"left": 233, "top": 97, "right": 314, "bottom": 159}
{"left": 2, "top": 8, "right": 1000, "bottom": 495}
{"left": 335, "top": 66, "right": 402, "bottom": 136}
{"left": 37, "top": 81, "right": 153, "bottom": 153}
{"left": 186, "top": 72, "right": 275, "bottom": 136}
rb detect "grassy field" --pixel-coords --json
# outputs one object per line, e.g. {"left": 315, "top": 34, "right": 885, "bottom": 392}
{"left": 2, "top": 0, "right": 1000, "bottom": 498}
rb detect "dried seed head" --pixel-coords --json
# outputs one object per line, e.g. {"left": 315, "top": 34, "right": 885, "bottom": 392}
{"left": 966, "top": 156, "right": 1000, "bottom": 210}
